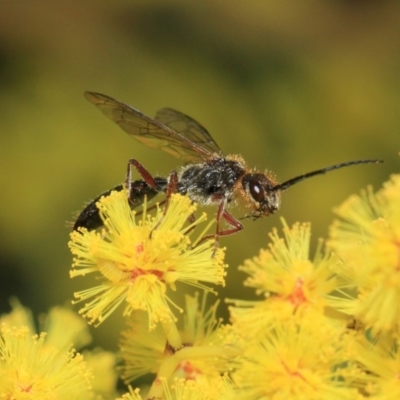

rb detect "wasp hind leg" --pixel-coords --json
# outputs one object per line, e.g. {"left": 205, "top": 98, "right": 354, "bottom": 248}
{"left": 73, "top": 158, "right": 166, "bottom": 232}
{"left": 126, "top": 158, "right": 160, "bottom": 191}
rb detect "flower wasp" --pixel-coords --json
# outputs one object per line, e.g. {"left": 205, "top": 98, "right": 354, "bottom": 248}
{"left": 74, "top": 92, "right": 383, "bottom": 240}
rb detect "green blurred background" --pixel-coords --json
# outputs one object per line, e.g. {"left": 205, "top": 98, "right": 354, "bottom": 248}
{"left": 0, "top": 1, "right": 398, "bottom": 349}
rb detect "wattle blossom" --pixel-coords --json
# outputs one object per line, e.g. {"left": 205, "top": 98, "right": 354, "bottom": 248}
{"left": 69, "top": 191, "right": 226, "bottom": 328}
{"left": 328, "top": 174, "right": 400, "bottom": 334}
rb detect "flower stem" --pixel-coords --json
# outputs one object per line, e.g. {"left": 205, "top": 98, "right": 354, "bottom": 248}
{"left": 160, "top": 318, "right": 182, "bottom": 351}
{"left": 145, "top": 344, "right": 240, "bottom": 399}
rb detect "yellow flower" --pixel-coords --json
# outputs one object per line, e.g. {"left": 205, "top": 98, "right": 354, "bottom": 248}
{"left": 120, "top": 292, "right": 240, "bottom": 383}
{"left": 119, "top": 311, "right": 167, "bottom": 382}
{"left": 232, "top": 318, "right": 359, "bottom": 400}
{"left": 0, "top": 325, "right": 93, "bottom": 399}
{"left": 229, "top": 219, "right": 340, "bottom": 337}
{"left": 0, "top": 299, "right": 34, "bottom": 330}
{"left": 116, "top": 386, "right": 142, "bottom": 400}
{"left": 351, "top": 333, "right": 400, "bottom": 399}
{"left": 328, "top": 174, "right": 400, "bottom": 334}
{"left": 83, "top": 349, "right": 118, "bottom": 398}
{"left": 0, "top": 300, "right": 91, "bottom": 351}
{"left": 69, "top": 191, "right": 226, "bottom": 328}
{"left": 0, "top": 301, "right": 118, "bottom": 398}
{"left": 173, "top": 293, "right": 239, "bottom": 382}
{"left": 161, "top": 377, "right": 236, "bottom": 400}
{"left": 117, "top": 377, "right": 236, "bottom": 400}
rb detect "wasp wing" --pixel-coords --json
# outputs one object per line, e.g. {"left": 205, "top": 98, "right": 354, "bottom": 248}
{"left": 154, "top": 108, "right": 222, "bottom": 158}
{"left": 84, "top": 91, "right": 215, "bottom": 163}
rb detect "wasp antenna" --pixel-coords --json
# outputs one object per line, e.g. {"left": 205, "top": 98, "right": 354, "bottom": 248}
{"left": 272, "top": 159, "right": 384, "bottom": 192}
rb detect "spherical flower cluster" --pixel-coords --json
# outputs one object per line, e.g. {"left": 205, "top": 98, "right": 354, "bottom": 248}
{"left": 69, "top": 191, "right": 226, "bottom": 329}
{"left": 328, "top": 174, "right": 400, "bottom": 334}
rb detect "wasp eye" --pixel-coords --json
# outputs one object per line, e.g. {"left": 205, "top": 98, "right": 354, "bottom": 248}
{"left": 249, "top": 180, "right": 265, "bottom": 202}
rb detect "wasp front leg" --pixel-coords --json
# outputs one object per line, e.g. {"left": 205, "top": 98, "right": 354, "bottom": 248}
{"left": 196, "top": 197, "right": 243, "bottom": 252}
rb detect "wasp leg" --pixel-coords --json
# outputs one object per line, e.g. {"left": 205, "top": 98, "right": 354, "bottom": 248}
{"left": 125, "top": 157, "right": 168, "bottom": 213}
{"left": 195, "top": 199, "right": 243, "bottom": 252}
{"left": 164, "top": 170, "right": 179, "bottom": 212}
{"left": 74, "top": 158, "right": 168, "bottom": 232}
{"left": 218, "top": 209, "right": 244, "bottom": 236}
{"left": 214, "top": 199, "right": 244, "bottom": 243}
{"left": 150, "top": 171, "right": 179, "bottom": 237}
{"left": 182, "top": 213, "right": 197, "bottom": 236}
{"left": 126, "top": 159, "right": 158, "bottom": 190}
{"left": 154, "top": 171, "right": 197, "bottom": 237}
{"left": 167, "top": 172, "right": 196, "bottom": 236}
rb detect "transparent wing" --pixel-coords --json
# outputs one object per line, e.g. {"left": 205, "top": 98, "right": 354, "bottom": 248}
{"left": 84, "top": 91, "right": 218, "bottom": 163}
{"left": 154, "top": 108, "right": 222, "bottom": 156}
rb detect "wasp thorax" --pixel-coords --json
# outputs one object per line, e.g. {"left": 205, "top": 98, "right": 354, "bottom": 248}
{"left": 242, "top": 173, "right": 281, "bottom": 217}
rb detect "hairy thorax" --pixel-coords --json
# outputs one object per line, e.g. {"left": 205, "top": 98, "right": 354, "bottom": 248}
{"left": 177, "top": 156, "right": 246, "bottom": 205}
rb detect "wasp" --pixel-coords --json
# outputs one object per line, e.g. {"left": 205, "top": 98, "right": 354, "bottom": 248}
{"left": 74, "top": 92, "right": 382, "bottom": 240}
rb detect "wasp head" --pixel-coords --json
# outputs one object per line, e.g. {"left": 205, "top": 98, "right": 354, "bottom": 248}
{"left": 241, "top": 173, "right": 281, "bottom": 218}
